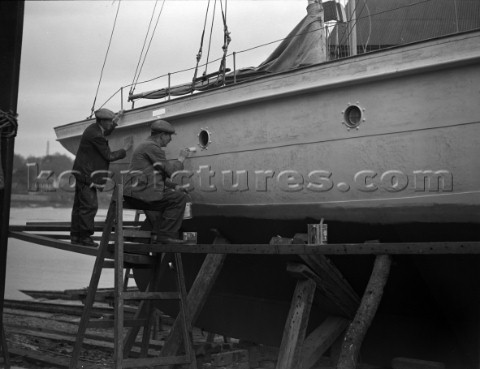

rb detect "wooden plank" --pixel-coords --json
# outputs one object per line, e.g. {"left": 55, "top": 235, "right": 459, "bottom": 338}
{"left": 8, "top": 347, "right": 104, "bottom": 369}
{"left": 297, "top": 256, "right": 360, "bottom": 317}
{"left": 337, "top": 254, "right": 392, "bottom": 369}
{"left": 123, "top": 291, "right": 180, "bottom": 300}
{"left": 9, "top": 231, "right": 98, "bottom": 256}
{"left": 114, "top": 184, "right": 125, "bottom": 368}
{"left": 87, "top": 319, "right": 146, "bottom": 329}
{"left": 3, "top": 299, "right": 120, "bottom": 318}
{"left": 119, "top": 241, "right": 480, "bottom": 255}
{"left": 276, "top": 279, "right": 316, "bottom": 369}
{"left": 122, "top": 355, "right": 190, "bottom": 368}
{"left": 301, "top": 316, "right": 349, "bottom": 369}
{"left": 8, "top": 230, "right": 480, "bottom": 256}
{"left": 160, "top": 253, "right": 226, "bottom": 357}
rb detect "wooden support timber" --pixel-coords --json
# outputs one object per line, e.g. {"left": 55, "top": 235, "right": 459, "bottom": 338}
{"left": 276, "top": 270, "right": 316, "bottom": 369}
{"left": 337, "top": 254, "right": 392, "bottom": 369}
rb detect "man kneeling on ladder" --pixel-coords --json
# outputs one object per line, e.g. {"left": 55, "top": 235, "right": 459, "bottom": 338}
{"left": 123, "top": 119, "right": 192, "bottom": 244}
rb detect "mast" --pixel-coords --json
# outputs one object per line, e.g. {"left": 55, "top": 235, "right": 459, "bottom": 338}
{"left": 0, "top": 1, "right": 24, "bottom": 361}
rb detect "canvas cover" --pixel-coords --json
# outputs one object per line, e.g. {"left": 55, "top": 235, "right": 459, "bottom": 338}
{"left": 130, "top": 1, "right": 328, "bottom": 101}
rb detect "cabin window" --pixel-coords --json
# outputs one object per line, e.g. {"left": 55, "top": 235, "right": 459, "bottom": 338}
{"left": 198, "top": 128, "right": 211, "bottom": 149}
{"left": 343, "top": 105, "right": 363, "bottom": 129}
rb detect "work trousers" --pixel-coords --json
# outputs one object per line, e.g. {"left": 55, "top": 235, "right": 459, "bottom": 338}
{"left": 124, "top": 189, "right": 187, "bottom": 238}
{"left": 71, "top": 181, "right": 98, "bottom": 238}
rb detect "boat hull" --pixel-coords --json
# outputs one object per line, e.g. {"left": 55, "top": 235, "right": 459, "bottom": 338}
{"left": 55, "top": 31, "right": 480, "bottom": 226}
{"left": 56, "top": 30, "right": 480, "bottom": 366}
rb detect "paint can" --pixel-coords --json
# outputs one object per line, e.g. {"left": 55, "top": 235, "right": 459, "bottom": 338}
{"left": 183, "top": 201, "right": 192, "bottom": 219}
{"left": 183, "top": 232, "right": 197, "bottom": 244}
{"left": 307, "top": 221, "right": 328, "bottom": 245}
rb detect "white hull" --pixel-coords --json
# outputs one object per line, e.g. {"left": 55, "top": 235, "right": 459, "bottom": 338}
{"left": 55, "top": 30, "right": 480, "bottom": 225}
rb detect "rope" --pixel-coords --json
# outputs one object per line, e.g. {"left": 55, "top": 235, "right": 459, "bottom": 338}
{"left": 191, "top": 0, "right": 212, "bottom": 90}
{"left": 0, "top": 110, "right": 18, "bottom": 138}
{"left": 217, "top": 0, "right": 231, "bottom": 84}
{"left": 89, "top": 0, "right": 122, "bottom": 119}
{"left": 129, "top": 0, "right": 166, "bottom": 98}
{"left": 203, "top": 0, "right": 218, "bottom": 77}
{"left": 103, "top": 0, "right": 443, "bottom": 105}
{"left": 0, "top": 109, "right": 19, "bottom": 190}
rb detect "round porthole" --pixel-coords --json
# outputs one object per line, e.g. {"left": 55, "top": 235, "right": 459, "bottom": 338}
{"left": 343, "top": 104, "right": 364, "bottom": 129}
{"left": 198, "top": 128, "right": 211, "bottom": 149}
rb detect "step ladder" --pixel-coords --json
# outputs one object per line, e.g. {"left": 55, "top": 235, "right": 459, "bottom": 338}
{"left": 69, "top": 184, "right": 197, "bottom": 369}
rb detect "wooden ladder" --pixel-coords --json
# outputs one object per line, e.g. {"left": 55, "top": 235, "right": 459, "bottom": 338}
{"left": 69, "top": 184, "right": 197, "bottom": 369}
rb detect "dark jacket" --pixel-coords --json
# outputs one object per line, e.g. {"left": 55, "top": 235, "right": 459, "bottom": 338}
{"left": 123, "top": 136, "right": 183, "bottom": 202}
{"left": 72, "top": 123, "right": 126, "bottom": 186}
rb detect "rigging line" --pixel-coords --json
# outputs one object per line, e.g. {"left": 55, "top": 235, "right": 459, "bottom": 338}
{"left": 191, "top": 0, "right": 211, "bottom": 92}
{"left": 336, "top": 0, "right": 434, "bottom": 51}
{"left": 218, "top": 0, "right": 231, "bottom": 80}
{"left": 129, "top": 0, "right": 159, "bottom": 96}
{"left": 337, "top": 0, "right": 365, "bottom": 54}
{"left": 89, "top": 0, "right": 122, "bottom": 119}
{"left": 204, "top": 0, "right": 218, "bottom": 77}
{"left": 362, "top": 0, "right": 372, "bottom": 53}
{"left": 132, "top": 0, "right": 439, "bottom": 92}
{"left": 133, "top": 0, "right": 167, "bottom": 90}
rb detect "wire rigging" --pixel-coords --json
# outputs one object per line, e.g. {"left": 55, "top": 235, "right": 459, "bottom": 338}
{"left": 129, "top": 0, "right": 166, "bottom": 98}
{"left": 89, "top": 0, "right": 122, "bottom": 119}
{"left": 204, "top": 0, "right": 218, "bottom": 77}
{"left": 191, "top": 0, "right": 213, "bottom": 91}
{"left": 99, "top": 0, "right": 447, "bottom": 107}
{"left": 217, "top": 0, "right": 231, "bottom": 84}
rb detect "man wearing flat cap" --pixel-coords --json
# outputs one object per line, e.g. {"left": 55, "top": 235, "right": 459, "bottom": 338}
{"left": 71, "top": 108, "right": 133, "bottom": 246}
{"left": 123, "top": 119, "right": 191, "bottom": 244}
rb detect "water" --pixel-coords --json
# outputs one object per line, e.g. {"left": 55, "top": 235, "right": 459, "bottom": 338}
{"left": 5, "top": 206, "right": 137, "bottom": 300}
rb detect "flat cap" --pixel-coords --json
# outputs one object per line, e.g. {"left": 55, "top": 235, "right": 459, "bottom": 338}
{"left": 94, "top": 108, "right": 115, "bottom": 120}
{"left": 151, "top": 119, "right": 176, "bottom": 134}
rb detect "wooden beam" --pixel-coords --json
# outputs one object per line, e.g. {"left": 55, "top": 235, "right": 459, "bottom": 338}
{"left": 336, "top": 255, "right": 392, "bottom": 369}
{"left": 118, "top": 241, "right": 480, "bottom": 255}
{"left": 298, "top": 256, "right": 360, "bottom": 317}
{"left": 160, "top": 253, "right": 226, "bottom": 357}
{"left": 276, "top": 278, "right": 316, "bottom": 369}
{"left": 8, "top": 230, "right": 480, "bottom": 256}
{"left": 301, "top": 316, "right": 349, "bottom": 369}
{"left": 8, "top": 231, "right": 156, "bottom": 265}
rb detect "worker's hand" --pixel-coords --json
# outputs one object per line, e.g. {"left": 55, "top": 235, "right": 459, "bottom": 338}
{"left": 113, "top": 110, "right": 125, "bottom": 124}
{"left": 123, "top": 136, "right": 133, "bottom": 151}
{"left": 178, "top": 148, "right": 190, "bottom": 163}
{"left": 175, "top": 185, "right": 189, "bottom": 193}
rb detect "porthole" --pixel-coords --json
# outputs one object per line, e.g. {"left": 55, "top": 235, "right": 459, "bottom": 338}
{"left": 198, "top": 128, "right": 212, "bottom": 149}
{"left": 342, "top": 104, "right": 364, "bottom": 129}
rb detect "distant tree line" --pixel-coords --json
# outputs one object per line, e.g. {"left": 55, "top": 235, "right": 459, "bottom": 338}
{"left": 12, "top": 153, "right": 73, "bottom": 193}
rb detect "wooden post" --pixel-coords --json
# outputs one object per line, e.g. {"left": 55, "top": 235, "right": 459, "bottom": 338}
{"left": 160, "top": 253, "right": 226, "bottom": 357}
{"left": 0, "top": 3, "right": 24, "bottom": 369}
{"left": 336, "top": 255, "right": 392, "bottom": 369}
{"left": 276, "top": 278, "right": 316, "bottom": 369}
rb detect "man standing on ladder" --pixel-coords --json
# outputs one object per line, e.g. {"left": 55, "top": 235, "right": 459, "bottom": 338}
{"left": 123, "top": 119, "right": 191, "bottom": 244}
{"left": 70, "top": 108, "right": 132, "bottom": 247}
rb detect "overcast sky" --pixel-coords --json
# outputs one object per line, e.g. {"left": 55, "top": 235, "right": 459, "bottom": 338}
{"left": 17, "top": 0, "right": 312, "bottom": 158}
